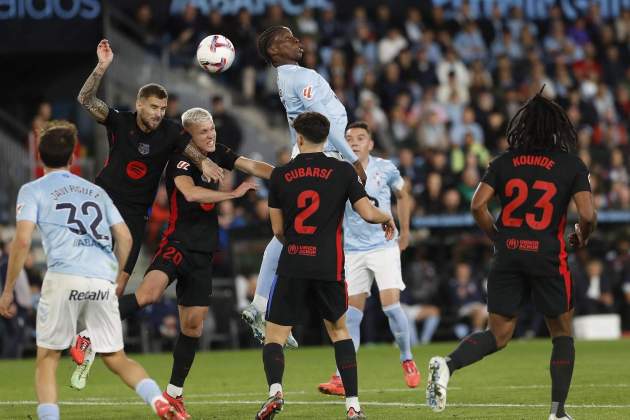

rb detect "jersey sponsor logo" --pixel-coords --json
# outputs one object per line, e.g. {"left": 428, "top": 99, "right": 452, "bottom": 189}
{"left": 74, "top": 237, "right": 100, "bottom": 247}
{"left": 138, "top": 143, "right": 150, "bottom": 155}
{"left": 200, "top": 203, "right": 215, "bottom": 212}
{"left": 284, "top": 167, "right": 333, "bottom": 182}
{"left": 287, "top": 243, "right": 317, "bottom": 257}
{"left": 177, "top": 161, "right": 190, "bottom": 171}
{"left": 506, "top": 238, "right": 540, "bottom": 252}
{"left": 68, "top": 289, "right": 110, "bottom": 301}
{"left": 512, "top": 155, "right": 555, "bottom": 170}
{"left": 126, "top": 161, "right": 148, "bottom": 180}
{"left": 302, "top": 85, "right": 313, "bottom": 100}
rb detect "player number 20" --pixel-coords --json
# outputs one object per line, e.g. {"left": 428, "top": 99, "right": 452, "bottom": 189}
{"left": 294, "top": 190, "right": 320, "bottom": 234}
{"left": 501, "top": 178, "right": 557, "bottom": 230}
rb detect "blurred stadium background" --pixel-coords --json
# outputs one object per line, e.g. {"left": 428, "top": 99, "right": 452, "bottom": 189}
{"left": 1, "top": 0, "right": 630, "bottom": 362}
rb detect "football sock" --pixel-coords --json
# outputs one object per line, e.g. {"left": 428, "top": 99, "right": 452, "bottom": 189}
{"left": 334, "top": 339, "right": 358, "bottom": 397}
{"left": 169, "top": 333, "right": 199, "bottom": 387}
{"left": 346, "top": 306, "right": 363, "bottom": 352}
{"left": 269, "top": 383, "right": 283, "bottom": 397}
{"left": 166, "top": 384, "right": 183, "bottom": 398}
{"left": 256, "top": 236, "right": 283, "bottom": 311}
{"left": 345, "top": 396, "right": 361, "bottom": 413}
{"left": 252, "top": 294, "right": 268, "bottom": 314}
{"left": 335, "top": 306, "right": 363, "bottom": 376}
{"left": 550, "top": 336, "right": 575, "bottom": 418}
{"left": 383, "top": 303, "right": 413, "bottom": 362}
{"left": 420, "top": 315, "right": 440, "bottom": 344}
{"left": 263, "top": 343, "right": 285, "bottom": 386}
{"left": 446, "top": 330, "right": 498, "bottom": 374}
{"left": 118, "top": 294, "right": 140, "bottom": 320}
{"left": 135, "top": 378, "right": 162, "bottom": 407}
{"left": 37, "top": 403, "right": 59, "bottom": 420}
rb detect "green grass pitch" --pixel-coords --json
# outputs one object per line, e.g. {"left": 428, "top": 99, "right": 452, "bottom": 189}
{"left": 0, "top": 340, "right": 628, "bottom": 419}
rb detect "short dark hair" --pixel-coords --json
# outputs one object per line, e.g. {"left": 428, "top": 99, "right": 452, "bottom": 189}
{"left": 346, "top": 121, "right": 371, "bottom": 137}
{"left": 257, "top": 26, "right": 289, "bottom": 64}
{"left": 137, "top": 83, "right": 168, "bottom": 101}
{"left": 292, "top": 112, "right": 330, "bottom": 144}
{"left": 38, "top": 121, "right": 77, "bottom": 168}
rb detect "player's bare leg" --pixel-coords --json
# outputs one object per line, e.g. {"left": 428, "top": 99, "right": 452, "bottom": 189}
{"left": 427, "top": 313, "right": 515, "bottom": 412}
{"left": 256, "top": 322, "right": 291, "bottom": 419}
{"left": 35, "top": 347, "right": 61, "bottom": 419}
{"left": 545, "top": 310, "right": 575, "bottom": 420}
{"left": 102, "top": 350, "right": 183, "bottom": 419}
{"left": 162, "top": 305, "right": 208, "bottom": 419}
{"left": 71, "top": 270, "right": 170, "bottom": 390}
{"left": 323, "top": 315, "right": 366, "bottom": 419}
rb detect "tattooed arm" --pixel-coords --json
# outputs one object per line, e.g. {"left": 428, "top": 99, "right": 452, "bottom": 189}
{"left": 77, "top": 39, "right": 113, "bottom": 123}
{"left": 182, "top": 142, "right": 225, "bottom": 183}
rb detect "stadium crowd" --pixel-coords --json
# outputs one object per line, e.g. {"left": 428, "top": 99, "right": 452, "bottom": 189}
{"left": 3, "top": 2, "right": 630, "bottom": 357}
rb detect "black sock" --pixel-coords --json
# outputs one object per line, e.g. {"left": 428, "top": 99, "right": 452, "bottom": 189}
{"left": 550, "top": 336, "right": 575, "bottom": 417}
{"left": 118, "top": 294, "right": 140, "bottom": 320}
{"left": 169, "top": 333, "right": 200, "bottom": 387}
{"left": 334, "top": 339, "right": 358, "bottom": 398}
{"left": 263, "top": 343, "right": 284, "bottom": 387}
{"left": 446, "top": 330, "right": 498, "bottom": 374}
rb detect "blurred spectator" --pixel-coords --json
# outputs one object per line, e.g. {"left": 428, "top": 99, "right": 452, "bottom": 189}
{"left": 448, "top": 262, "right": 488, "bottom": 337}
{"left": 168, "top": 3, "right": 200, "bottom": 67}
{"left": 166, "top": 93, "right": 181, "bottom": 120}
{"left": 575, "top": 259, "right": 615, "bottom": 315}
{"left": 378, "top": 28, "right": 408, "bottom": 65}
{"left": 212, "top": 96, "right": 243, "bottom": 153}
{"left": 131, "top": 2, "right": 161, "bottom": 52}
{"left": 450, "top": 107, "right": 484, "bottom": 146}
{"left": 453, "top": 21, "right": 487, "bottom": 64}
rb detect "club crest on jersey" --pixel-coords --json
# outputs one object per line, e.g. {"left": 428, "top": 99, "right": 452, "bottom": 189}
{"left": 16, "top": 203, "right": 24, "bottom": 215}
{"left": 138, "top": 143, "right": 150, "bottom": 155}
{"left": 302, "top": 85, "right": 314, "bottom": 100}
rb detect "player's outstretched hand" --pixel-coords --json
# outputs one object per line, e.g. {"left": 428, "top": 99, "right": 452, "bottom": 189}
{"left": 96, "top": 39, "right": 114, "bottom": 68}
{"left": 202, "top": 159, "right": 224, "bottom": 183}
{"left": 382, "top": 218, "right": 396, "bottom": 241}
{"left": 0, "top": 292, "right": 16, "bottom": 319}
{"left": 234, "top": 181, "right": 258, "bottom": 198}
{"left": 569, "top": 223, "right": 587, "bottom": 248}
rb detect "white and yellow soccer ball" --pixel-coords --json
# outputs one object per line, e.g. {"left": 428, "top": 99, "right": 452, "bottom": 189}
{"left": 197, "top": 34, "right": 235, "bottom": 74}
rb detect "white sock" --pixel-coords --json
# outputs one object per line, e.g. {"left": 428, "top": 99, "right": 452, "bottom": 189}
{"left": 269, "top": 383, "right": 283, "bottom": 397}
{"left": 345, "top": 397, "right": 360, "bottom": 412}
{"left": 252, "top": 294, "right": 268, "bottom": 313}
{"left": 167, "top": 384, "right": 183, "bottom": 398}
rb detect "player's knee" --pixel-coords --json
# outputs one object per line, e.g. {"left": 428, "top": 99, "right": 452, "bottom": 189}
{"left": 181, "top": 314, "right": 206, "bottom": 337}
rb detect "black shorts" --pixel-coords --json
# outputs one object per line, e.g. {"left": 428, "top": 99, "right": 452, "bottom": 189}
{"left": 114, "top": 203, "right": 148, "bottom": 276}
{"left": 146, "top": 240, "right": 213, "bottom": 307}
{"left": 266, "top": 276, "right": 348, "bottom": 326}
{"left": 487, "top": 266, "right": 574, "bottom": 318}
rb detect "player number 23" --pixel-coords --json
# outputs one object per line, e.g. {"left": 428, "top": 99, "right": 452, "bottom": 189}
{"left": 295, "top": 190, "right": 320, "bottom": 234}
{"left": 502, "top": 178, "right": 557, "bottom": 230}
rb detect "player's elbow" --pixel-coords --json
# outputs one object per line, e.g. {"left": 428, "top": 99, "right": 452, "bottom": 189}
{"left": 470, "top": 198, "right": 485, "bottom": 213}
{"left": 12, "top": 235, "right": 31, "bottom": 250}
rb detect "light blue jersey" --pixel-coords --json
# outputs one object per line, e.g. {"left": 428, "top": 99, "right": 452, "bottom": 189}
{"left": 16, "top": 171, "right": 124, "bottom": 282}
{"left": 277, "top": 64, "right": 358, "bottom": 162}
{"left": 344, "top": 156, "right": 405, "bottom": 253}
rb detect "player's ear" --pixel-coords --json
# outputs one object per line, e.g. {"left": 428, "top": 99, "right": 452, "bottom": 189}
{"left": 368, "top": 139, "right": 374, "bottom": 152}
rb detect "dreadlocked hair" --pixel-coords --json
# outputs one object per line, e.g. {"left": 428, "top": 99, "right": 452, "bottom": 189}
{"left": 257, "top": 26, "right": 288, "bottom": 64}
{"left": 506, "top": 90, "right": 577, "bottom": 153}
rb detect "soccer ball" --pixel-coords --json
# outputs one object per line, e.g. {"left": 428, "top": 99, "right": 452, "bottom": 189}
{"left": 197, "top": 34, "right": 235, "bottom": 74}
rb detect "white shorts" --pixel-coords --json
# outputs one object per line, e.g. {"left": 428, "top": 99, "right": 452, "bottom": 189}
{"left": 345, "top": 246, "right": 406, "bottom": 297}
{"left": 290, "top": 143, "right": 343, "bottom": 160}
{"left": 36, "top": 272, "right": 124, "bottom": 353}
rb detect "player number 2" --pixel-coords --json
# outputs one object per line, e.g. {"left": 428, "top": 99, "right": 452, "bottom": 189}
{"left": 55, "top": 201, "right": 110, "bottom": 240}
{"left": 294, "top": 190, "right": 320, "bottom": 234}
{"left": 502, "top": 179, "right": 557, "bottom": 230}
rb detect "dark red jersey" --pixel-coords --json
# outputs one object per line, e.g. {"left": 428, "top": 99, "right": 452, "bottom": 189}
{"left": 482, "top": 150, "right": 591, "bottom": 275}
{"left": 268, "top": 153, "right": 367, "bottom": 281}
{"left": 160, "top": 143, "right": 239, "bottom": 253}
{"left": 96, "top": 108, "right": 190, "bottom": 209}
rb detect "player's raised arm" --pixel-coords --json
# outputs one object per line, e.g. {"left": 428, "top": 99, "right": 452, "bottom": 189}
{"left": 175, "top": 175, "right": 256, "bottom": 203}
{"left": 0, "top": 220, "right": 36, "bottom": 318}
{"left": 77, "top": 39, "right": 113, "bottom": 123}
{"left": 234, "top": 156, "right": 275, "bottom": 180}
{"left": 470, "top": 182, "right": 498, "bottom": 240}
